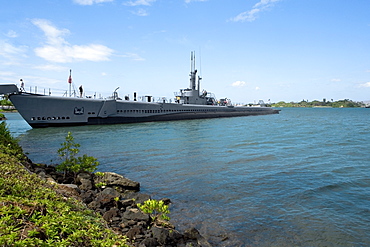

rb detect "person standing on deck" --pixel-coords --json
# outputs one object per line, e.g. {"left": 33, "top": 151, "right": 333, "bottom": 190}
{"left": 20, "top": 79, "right": 24, "bottom": 92}
{"left": 79, "top": 85, "right": 83, "bottom": 98}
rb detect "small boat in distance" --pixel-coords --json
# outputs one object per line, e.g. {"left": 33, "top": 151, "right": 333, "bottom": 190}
{"left": 0, "top": 52, "right": 279, "bottom": 128}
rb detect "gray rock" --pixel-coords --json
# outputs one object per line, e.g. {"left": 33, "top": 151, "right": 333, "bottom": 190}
{"left": 152, "top": 226, "right": 170, "bottom": 245}
{"left": 60, "top": 183, "right": 78, "bottom": 189}
{"left": 123, "top": 208, "right": 150, "bottom": 222}
{"left": 184, "top": 227, "right": 212, "bottom": 247}
{"left": 87, "top": 200, "right": 100, "bottom": 210}
{"left": 119, "top": 198, "right": 135, "bottom": 209}
{"left": 139, "top": 237, "right": 159, "bottom": 247}
{"left": 103, "top": 207, "right": 120, "bottom": 222}
{"left": 94, "top": 172, "right": 140, "bottom": 191}
{"left": 132, "top": 193, "right": 151, "bottom": 204}
{"left": 126, "top": 226, "right": 143, "bottom": 241}
{"left": 76, "top": 172, "right": 92, "bottom": 182}
{"left": 101, "top": 186, "right": 121, "bottom": 198}
{"left": 94, "top": 193, "right": 116, "bottom": 209}
{"left": 78, "top": 178, "right": 92, "bottom": 191}
{"left": 80, "top": 190, "right": 96, "bottom": 204}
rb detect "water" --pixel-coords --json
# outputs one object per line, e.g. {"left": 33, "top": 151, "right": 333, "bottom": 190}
{"left": 3, "top": 108, "right": 370, "bottom": 246}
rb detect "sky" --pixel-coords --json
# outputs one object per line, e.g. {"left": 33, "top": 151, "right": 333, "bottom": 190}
{"left": 1, "top": 0, "right": 370, "bottom": 104}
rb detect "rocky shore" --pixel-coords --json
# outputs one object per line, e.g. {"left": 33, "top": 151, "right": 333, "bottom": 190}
{"left": 23, "top": 160, "right": 212, "bottom": 247}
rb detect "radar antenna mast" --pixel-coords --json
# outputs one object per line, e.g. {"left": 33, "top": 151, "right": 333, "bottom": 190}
{"left": 189, "top": 51, "right": 197, "bottom": 90}
{"left": 198, "top": 49, "right": 202, "bottom": 93}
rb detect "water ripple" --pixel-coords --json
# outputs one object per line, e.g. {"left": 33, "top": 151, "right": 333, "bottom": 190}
{"left": 5, "top": 107, "right": 370, "bottom": 246}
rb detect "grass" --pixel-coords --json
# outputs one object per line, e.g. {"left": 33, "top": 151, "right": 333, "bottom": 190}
{"left": 0, "top": 122, "right": 128, "bottom": 246}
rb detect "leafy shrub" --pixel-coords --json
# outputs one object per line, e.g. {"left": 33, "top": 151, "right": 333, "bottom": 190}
{"left": 95, "top": 182, "right": 107, "bottom": 188}
{"left": 0, "top": 98, "right": 13, "bottom": 106}
{"left": 0, "top": 154, "right": 128, "bottom": 246}
{"left": 95, "top": 171, "right": 104, "bottom": 177}
{"left": 57, "top": 132, "right": 99, "bottom": 178}
{"left": 137, "top": 199, "right": 170, "bottom": 222}
{"left": 0, "top": 127, "right": 128, "bottom": 246}
{"left": 0, "top": 122, "right": 25, "bottom": 161}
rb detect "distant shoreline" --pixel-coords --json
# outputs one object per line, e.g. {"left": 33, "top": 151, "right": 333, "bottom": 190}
{"left": 271, "top": 99, "right": 365, "bottom": 108}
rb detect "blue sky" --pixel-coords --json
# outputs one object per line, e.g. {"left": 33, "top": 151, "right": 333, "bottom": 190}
{"left": 1, "top": 0, "right": 370, "bottom": 104}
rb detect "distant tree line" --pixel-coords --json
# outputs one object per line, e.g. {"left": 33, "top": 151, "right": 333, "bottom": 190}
{"left": 271, "top": 99, "right": 365, "bottom": 108}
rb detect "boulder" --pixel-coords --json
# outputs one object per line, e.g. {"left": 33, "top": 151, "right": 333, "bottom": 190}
{"left": 80, "top": 190, "right": 96, "bottom": 204}
{"left": 161, "top": 197, "right": 171, "bottom": 205}
{"left": 123, "top": 208, "right": 150, "bottom": 222}
{"left": 151, "top": 226, "right": 170, "bottom": 245}
{"left": 126, "top": 226, "right": 143, "bottom": 241}
{"left": 46, "top": 177, "right": 57, "bottom": 184}
{"left": 119, "top": 198, "right": 135, "bottom": 209}
{"left": 94, "top": 192, "right": 116, "bottom": 209}
{"left": 55, "top": 184, "right": 81, "bottom": 201}
{"left": 184, "top": 227, "right": 212, "bottom": 247}
{"left": 87, "top": 200, "right": 101, "bottom": 211}
{"left": 78, "top": 178, "right": 92, "bottom": 191}
{"left": 100, "top": 187, "right": 121, "bottom": 198}
{"left": 103, "top": 207, "right": 120, "bottom": 222}
{"left": 76, "top": 172, "right": 93, "bottom": 191}
{"left": 94, "top": 172, "right": 140, "bottom": 191}
{"left": 139, "top": 237, "right": 159, "bottom": 247}
{"left": 76, "top": 172, "right": 92, "bottom": 182}
{"left": 130, "top": 193, "right": 151, "bottom": 204}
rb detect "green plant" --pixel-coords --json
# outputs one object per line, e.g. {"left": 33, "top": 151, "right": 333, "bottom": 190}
{"left": 95, "top": 171, "right": 104, "bottom": 177}
{"left": 0, "top": 122, "right": 25, "bottom": 161}
{"left": 0, "top": 98, "right": 14, "bottom": 113}
{"left": 56, "top": 132, "right": 99, "bottom": 178}
{"left": 114, "top": 197, "right": 120, "bottom": 207}
{"left": 137, "top": 199, "right": 170, "bottom": 222}
{"left": 0, "top": 97, "right": 12, "bottom": 105}
{"left": 0, "top": 147, "right": 128, "bottom": 246}
{"left": 95, "top": 182, "right": 107, "bottom": 188}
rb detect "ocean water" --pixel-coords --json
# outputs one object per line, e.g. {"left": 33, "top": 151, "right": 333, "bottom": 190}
{"left": 3, "top": 108, "right": 370, "bottom": 246}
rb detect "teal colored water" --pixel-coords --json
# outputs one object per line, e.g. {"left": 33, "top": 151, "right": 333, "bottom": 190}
{"left": 4, "top": 108, "right": 370, "bottom": 246}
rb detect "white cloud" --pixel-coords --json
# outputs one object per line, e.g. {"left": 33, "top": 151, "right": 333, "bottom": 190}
{"left": 0, "top": 40, "right": 27, "bottom": 58}
{"left": 254, "top": 0, "right": 280, "bottom": 8}
{"left": 0, "top": 71, "right": 16, "bottom": 83}
{"left": 0, "top": 71, "right": 15, "bottom": 77}
{"left": 230, "top": 0, "right": 281, "bottom": 22}
{"left": 73, "top": 0, "right": 113, "bottom": 5}
{"left": 123, "top": 0, "right": 156, "bottom": 6}
{"left": 32, "top": 19, "right": 114, "bottom": 63}
{"left": 122, "top": 52, "right": 145, "bottom": 61}
{"left": 331, "top": 78, "right": 341, "bottom": 82}
{"left": 33, "top": 64, "right": 68, "bottom": 71}
{"left": 0, "top": 40, "right": 28, "bottom": 65}
{"left": 359, "top": 82, "right": 370, "bottom": 88}
{"left": 5, "top": 30, "right": 18, "bottom": 38}
{"left": 255, "top": 86, "right": 260, "bottom": 90}
{"left": 231, "top": 80, "right": 246, "bottom": 87}
{"left": 19, "top": 75, "right": 62, "bottom": 87}
{"left": 185, "top": 0, "right": 208, "bottom": 3}
{"left": 132, "top": 8, "right": 149, "bottom": 16}
{"left": 32, "top": 19, "right": 70, "bottom": 46}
